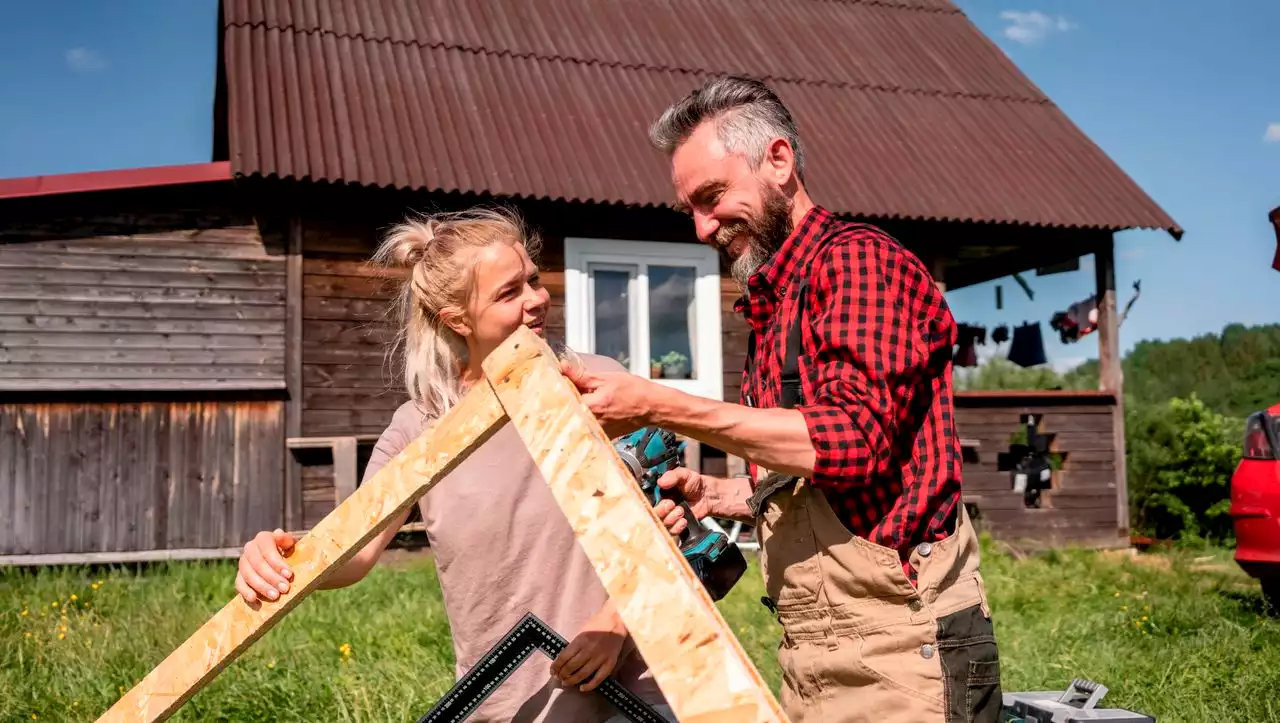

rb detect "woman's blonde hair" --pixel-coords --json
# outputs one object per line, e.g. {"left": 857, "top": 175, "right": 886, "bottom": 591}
{"left": 371, "top": 206, "right": 542, "bottom": 420}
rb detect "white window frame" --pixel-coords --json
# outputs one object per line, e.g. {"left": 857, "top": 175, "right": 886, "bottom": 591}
{"left": 564, "top": 238, "right": 723, "bottom": 401}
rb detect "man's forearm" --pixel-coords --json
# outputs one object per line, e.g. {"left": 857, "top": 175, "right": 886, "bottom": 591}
{"left": 645, "top": 386, "right": 816, "bottom": 479}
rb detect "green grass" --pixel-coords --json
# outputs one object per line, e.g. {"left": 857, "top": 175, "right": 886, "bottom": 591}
{"left": 2, "top": 540, "right": 1277, "bottom": 722}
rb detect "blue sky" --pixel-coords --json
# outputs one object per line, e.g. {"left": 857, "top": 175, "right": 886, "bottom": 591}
{"left": 0, "top": 1, "right": 1276, "bottom": 370}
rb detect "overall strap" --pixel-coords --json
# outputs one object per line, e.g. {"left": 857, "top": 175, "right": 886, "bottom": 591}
{"left": 778, "top": 278, "right": 810, "bottom": 411}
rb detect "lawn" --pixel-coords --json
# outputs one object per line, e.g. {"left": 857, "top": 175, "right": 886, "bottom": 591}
{"left": 2, "top": 539, "right": 1277, "bottom": 722}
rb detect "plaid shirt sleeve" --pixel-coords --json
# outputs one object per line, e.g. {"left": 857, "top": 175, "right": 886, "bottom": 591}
{"left": 798, "top": 231, "right": 954, "bottom": 491}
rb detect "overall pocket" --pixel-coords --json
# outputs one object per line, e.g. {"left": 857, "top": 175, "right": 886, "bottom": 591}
{"left": 936, "top": 604, "right": 1002, "bottom": 723}
{"left": 757, "top": 482, "right": 823, "bottom": 607}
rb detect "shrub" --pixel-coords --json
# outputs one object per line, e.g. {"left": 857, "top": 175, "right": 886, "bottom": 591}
{"left": 1126, "top": 395, "right": 1243, "bottom": 543}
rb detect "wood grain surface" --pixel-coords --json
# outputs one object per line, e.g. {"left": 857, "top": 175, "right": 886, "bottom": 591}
{"left": 483, "top": 326, "right": 788, "bottom": 723}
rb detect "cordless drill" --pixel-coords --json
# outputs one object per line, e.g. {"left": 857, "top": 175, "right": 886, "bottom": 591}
{"left": 612, "top": 427, "right": 748, "bottom": 601}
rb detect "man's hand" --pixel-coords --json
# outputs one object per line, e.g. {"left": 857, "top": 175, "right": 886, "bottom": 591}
{"left": 550, "top": 603, "right": 629, "bottom": 692}
{"left": 560, "top": 359, "right": 656, "bottom": 438}
{"left": 652, "top": 468, "right": 710, "bottom": 538}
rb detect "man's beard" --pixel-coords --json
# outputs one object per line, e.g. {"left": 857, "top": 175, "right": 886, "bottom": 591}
{"left": 715, "top": 185, "right": 793, "bottom": 290}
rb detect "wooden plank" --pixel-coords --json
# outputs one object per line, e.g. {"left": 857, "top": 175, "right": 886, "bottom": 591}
{"left": 302, "top": 296, "right": 389, "bottom": 322}
{"left": 101, "top": 405, "right": 121, "bottom": 554}
{"left": 12, "top": 407, "right": 32, "bottom": 555}
{"left": 302, "top": 257, "right": 404, "bottom": 278}
{"left": 6, "top": 238, "right": 279, "bottom": 260}
{"left": 302, "top": 273, "right": 398, "bottom": 300}
{"left": 0, "top": 249, "right": 286, "bottom": 274}
{"left": 1, "top": 547, "right": 246, "bottom": 567}
{"left": 482, "top": 327, "right": 786, "bottom": 723}
{"left": 0, "top": 315, "right": 284, "bottom": 335}
{"left": 285, "top": 218, "right": 303, "bottom": 532}
{"left": 94, "top": 365, "right": 507, "bottom": 723}
{"left": 0, "top": 347, "right": 285, "bottom": 365}
{"left": 0, "top": 379, "right": 287, "bottom": 392}
{"left": 302, "top": 319, "right": 394, "bottom": 345}
{"left": 0, "top": 332, "right": 285, "bottom": 351}
{"left": 302, "top": 364, "right": 393, "bottom": 386}
{"left": 0, "top": 299, "right": 286, "bottom": 319}
{"left": 331, "top": 437, "right": 358, "bottom": 503}
{"left": 0, "top": 270, "right": 286, "bottom": 293}
{"left": 301, "top": 409, "right": 398, "bottom": 436}
{"left": 0, "top": 409, "right": 15, "bottom": 554}
{"left": 301, "top": 389, "right": 404, "bottom": 411}
{"left": 299, "top": 345, "right": 392, "bottom": 364}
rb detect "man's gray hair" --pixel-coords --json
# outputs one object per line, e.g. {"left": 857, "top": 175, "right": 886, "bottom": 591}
{"left": 648, "top": 75, "right": 805, "bottom": 182}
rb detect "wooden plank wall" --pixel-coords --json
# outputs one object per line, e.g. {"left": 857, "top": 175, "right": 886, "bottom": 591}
{"left": 0, "top": 400, "right": 284, "bottom": 556}
{"left": 0, "top": 214, "right": 286, "bottom": 390}
{"left": 955, "top": 392, "right": 1123, "bottom": 547}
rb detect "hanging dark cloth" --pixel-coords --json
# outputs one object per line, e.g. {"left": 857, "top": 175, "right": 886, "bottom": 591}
{"left": 953, "top": 323, "right": 986, "bottom": 367}
{"left": 1007, "top": 322, "right": 1047, "bottom": 368}
{"left": 992, "top": 325, "right": 1010, "bottom": 345}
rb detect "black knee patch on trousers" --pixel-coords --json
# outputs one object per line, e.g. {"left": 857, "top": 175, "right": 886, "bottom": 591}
{"left": 937, "top": 604, "right": 1002, "bottom": 723}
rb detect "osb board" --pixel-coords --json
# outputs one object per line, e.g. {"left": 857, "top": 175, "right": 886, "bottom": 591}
{"left": 94, "top": 383, "right": 506, "bottom": 722}
{"left": 483, "top": 328, "right": 787, "bottom": 723}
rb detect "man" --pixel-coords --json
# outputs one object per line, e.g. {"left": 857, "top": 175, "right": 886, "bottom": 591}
{"left": 563, "top": 76, "right": 1002, "bottom": 722}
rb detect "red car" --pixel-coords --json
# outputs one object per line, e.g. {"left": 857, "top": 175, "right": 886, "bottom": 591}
{"left": 1230, "top": 403, "right": 1280, "bottom": 611}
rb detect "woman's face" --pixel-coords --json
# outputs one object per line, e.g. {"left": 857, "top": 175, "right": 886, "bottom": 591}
{"left": 459, "top": 241, "right": 549, "bottom": 362}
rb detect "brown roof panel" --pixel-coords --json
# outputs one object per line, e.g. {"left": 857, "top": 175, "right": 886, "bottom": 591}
{"left": 221, "top": 0, "right": 1181, "bottom": 236}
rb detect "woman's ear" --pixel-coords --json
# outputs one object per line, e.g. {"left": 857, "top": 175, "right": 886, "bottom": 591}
{"left": 438, "top": 306, "right": 472, "bottom": 338}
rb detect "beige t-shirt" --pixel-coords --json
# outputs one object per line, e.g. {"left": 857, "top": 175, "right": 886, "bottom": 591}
{"left": 361, "top": 353, "right": 668, "bottom": 722}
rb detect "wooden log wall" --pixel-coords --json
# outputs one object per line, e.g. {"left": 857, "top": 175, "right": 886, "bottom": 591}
{"left": 955, "top": 391, "right": 1123, "bottom": 547}
{"left": 0, "top": 400, "right": 283, "bottom": 556}
{"left": 0, "top": 212, "right": 286, "bottom": 391}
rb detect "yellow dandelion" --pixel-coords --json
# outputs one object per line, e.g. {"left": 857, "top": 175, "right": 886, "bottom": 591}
{"left": 31, "top": 715, "right": 37, "bottom": 720}
{"left": 267, "top": 662, "right": 275, "bottom": 669}
{"left": 57, "top": 633, "right": 65, "bottom": 641}
{"left": 118, "top": 686, "right": 125, "bottom": 694}
{"left": 72, "top": 702, "right": 79, "bottom": 708}
{"left": 1114, "top": 591, "right": 1120, "bottom": 597}
{"left": 1121, "top": 605, "right": 1128, "bottom": 611}
{"left": 91, "top": 583, "right": 100, "bottom": 591}
{"left": 59, "top": 625, "right": 67, "bottom": 633}
{"left": 70, "top": 594, "right": 77, "bottom": 602}
{"left": 50, "top": 602, "right": 58, "bottom": 609}
{"left": 83, "top": 602, "right": 90, "bottom": 608}
{"left": 20, "top": 609, "right": 28, "bottom": 617}
{"left": 1142, "top": 615, "right": 1149, "bottom": 621}
{"left": 24, "top": 632, "right": 31, "bottom": 638}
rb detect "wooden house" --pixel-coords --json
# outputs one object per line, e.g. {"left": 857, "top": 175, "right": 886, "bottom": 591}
{"left": 0, "top": 0, "right": 1180, "bottom": 563}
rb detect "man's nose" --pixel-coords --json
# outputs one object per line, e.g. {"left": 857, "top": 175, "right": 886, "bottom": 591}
{"left": 693, "top": 211, "right": 719, "bottom": 243}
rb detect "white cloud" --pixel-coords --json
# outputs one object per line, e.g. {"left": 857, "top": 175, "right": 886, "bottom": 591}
{"left": 65, "top": 47, "right": 107, "bottom": 73}
{"left": 1000, "top": 10, "right": 1077, "bottom": 45}
{"left": 1264, "top": 122, "right": 1280, "bottom": 143}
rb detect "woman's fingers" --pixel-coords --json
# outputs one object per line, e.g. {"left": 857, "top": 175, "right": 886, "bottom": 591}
{"left": 234, "top": 574, "right": 258, "bottom": 604}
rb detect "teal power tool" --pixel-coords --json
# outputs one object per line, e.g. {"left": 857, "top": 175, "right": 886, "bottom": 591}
{"left": 613, "top": 427, "right": 747, "bottom": 601}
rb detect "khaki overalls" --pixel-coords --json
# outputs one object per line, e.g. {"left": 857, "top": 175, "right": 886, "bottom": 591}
{"left": 743, "top": 272, "right": 1002, "bottom": 723}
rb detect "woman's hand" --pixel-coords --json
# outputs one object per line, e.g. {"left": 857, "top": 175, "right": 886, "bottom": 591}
{"left": 550, "top": 603, "right": 629, "bottom": 692}
{"left": 235, "top": 528, "right": 296, "bottom": 605}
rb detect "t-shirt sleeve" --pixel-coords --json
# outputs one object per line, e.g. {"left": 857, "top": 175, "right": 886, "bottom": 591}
{"left": 361, "top": 402, "right": 426, "bottom": 485}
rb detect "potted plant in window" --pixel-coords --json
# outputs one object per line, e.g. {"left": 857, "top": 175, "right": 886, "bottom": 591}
{"left": 650, "top": 358, "right": 663, "bottom": 379}
{"left": 659, "top": 350, "right": 689, "bottom": 379}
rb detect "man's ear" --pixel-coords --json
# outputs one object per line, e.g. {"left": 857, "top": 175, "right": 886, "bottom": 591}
{"left": 763, "top": 137, "right": 796, "bottom": 185}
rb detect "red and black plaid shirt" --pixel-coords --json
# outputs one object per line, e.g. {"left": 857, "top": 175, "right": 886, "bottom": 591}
{"left": 735, "top": 205, "right": 963, "bottom": 580}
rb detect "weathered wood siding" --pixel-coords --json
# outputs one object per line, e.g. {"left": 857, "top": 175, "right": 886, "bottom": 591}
{"left": 299, "top": 224, "right": 406, "bottom": 438}
{"left": 0, "top": 212, "right": 286, "bottom": 390}
{"left": 956, "top": 391, "right": 1123, "bottom": 547}
{"left": 0, "top": 399, "right": 284, "bottom": 556}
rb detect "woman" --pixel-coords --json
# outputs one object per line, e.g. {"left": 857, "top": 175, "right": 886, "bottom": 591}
{"left": 233, "top": 207, "right": 679, "bottom": 722}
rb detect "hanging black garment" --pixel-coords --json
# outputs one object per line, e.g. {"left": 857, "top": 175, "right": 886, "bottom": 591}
{"left": 991, "top": 325, "right": 1010, "bottom": 345}
{"left": 953, "top": 323, "right": 985, "bottom": 367}
{"left": 1007, "top": 322, "right": 1047, "bottom": 368}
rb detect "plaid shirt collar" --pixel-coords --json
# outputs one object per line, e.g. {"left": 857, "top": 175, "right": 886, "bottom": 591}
{"left": 732, "top": 205, "right": 833, "bottom": 331}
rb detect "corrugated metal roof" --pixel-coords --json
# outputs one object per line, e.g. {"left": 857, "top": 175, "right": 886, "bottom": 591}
{"left": 221, "top": 0, "right": 1181, "bottom": 236}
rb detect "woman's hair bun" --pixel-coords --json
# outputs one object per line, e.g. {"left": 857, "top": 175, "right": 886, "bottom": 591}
{"left": 382, "top": 218, "right": 440, "bottom": 269}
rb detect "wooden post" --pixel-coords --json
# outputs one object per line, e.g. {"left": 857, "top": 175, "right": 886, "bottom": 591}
{"left": 95, "top": 385, "right": 507, "bottom": 723}
{"left": 1095, "top": 237, "right": 1128, "bottom": 539}
{"left": 284, "top": 217, "right": 304, "bottom": 531}
{"left": 97, "top": 327, "right": 785, "bottom": 723}
{"left": 331, "top": 437, "right": 358, "bottom": 503}
{"left": 483, "top": 332, "right": 786, "bottom": 723}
